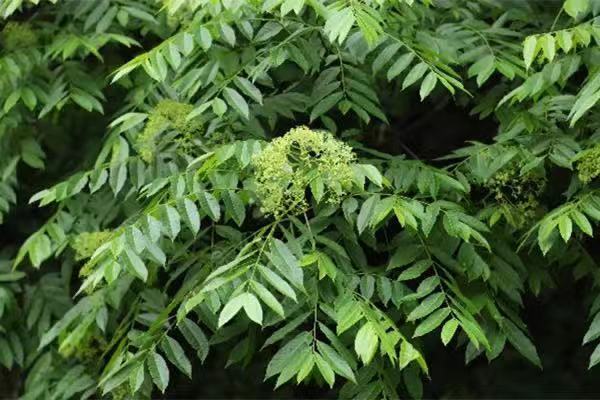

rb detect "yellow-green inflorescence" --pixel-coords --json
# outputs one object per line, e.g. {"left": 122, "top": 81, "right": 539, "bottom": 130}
{"left": 71, "top": 231, "right": 113, "bottom": 261}
{"left": 65, "top": 331, "right": 107, "bottom": 361}
{"left": 109, "top": 385, "right": 131, "bottom": 400}
{"left": 253, "top": 126, "right": 356, "bottom": 217}
{"left": 1, "top": 22, "right": 38, "bottom": 51}
{"left": 577, "top": 145, "right": 600, "bottom": 183}
{"left": 486, "top": 164, "right": 545, "bottom": 225}
{"left": 137, "top": 99, "right": 199, "bottom": 162}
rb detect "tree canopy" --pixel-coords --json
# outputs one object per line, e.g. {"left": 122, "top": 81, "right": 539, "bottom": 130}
{"left": 1, "top": 0, "right": 600, "bottom": 398}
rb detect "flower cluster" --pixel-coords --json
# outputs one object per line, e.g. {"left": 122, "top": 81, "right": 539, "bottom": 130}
{"left": 67, "top": 332, "right": 107, "bottom": 361}
{"left": 137, "top": 100, "right": 198, "bottom": 162}
{"left": 577, "top": 145, "right": 600, "bottom": 183}
{"left": 1, "top": 22, "right": 38, "bottom": 51}
{"left": 486, "top": 164, "right": 545, "bottom": 225}
{"left": 253, "top": 126, "right": 356, "bottom": 217}
{"left": 71, "top": 231, "right": 113, "bottom": 261}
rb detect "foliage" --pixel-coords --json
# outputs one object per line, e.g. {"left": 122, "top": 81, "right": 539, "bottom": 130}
{"left": 1, "top": 0, "right": 600, "bottom": 398}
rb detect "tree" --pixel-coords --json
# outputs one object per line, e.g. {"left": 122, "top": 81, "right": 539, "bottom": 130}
{"left": 1, "top": 0, "right": 600, "bottom": 398}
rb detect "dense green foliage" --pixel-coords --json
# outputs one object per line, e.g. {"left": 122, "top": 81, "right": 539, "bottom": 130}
{"left": 1, "top": 0, "right": 600, "bottom": 398}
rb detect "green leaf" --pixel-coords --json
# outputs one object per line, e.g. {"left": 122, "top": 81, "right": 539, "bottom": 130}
{"left": 161, "top": 336, "right": 192, "bottom": 378}
{"left": 266, "top": 332, "right": 312, "bottom": 379}
{"left": 109, "top": 164, "right": 127, "bottom": 195}
{"left": 263, "top": 312, "right": 311, "bottom": 348}
{"left": 281, "top": 0, "right": 304, "bottom": 15}
{"left": 457, "top": 315, "right": 489, "bottom": 350}
{"left": 358, "top": 164, "right": 383, "bottom": 187}
{"left": 163, "top": 205, "right": 181, "bottom": 241}
{"left": 540, "top": 35, "right": 556, "bottom": 62}
{"left": 4, "top": 91, "right": 20, "bottom": 113}
{"left": 147, "top": 351, "right": 170, "bottom": 393}
{"left": 234, "top": 77, "right": 263, "bottom": 104}
{"left": 556, "top": 30, "right": 573, "bottom": 53}
{"left": 0, "top": 338, "right": 13, "bottom": 368}
{"left": 317, "top": 252, "right": 337, "bottom": 281}
{"left": 220, "top": 23, "right": 236, "bottom": 46}
{"left": 589, "top": 342, "right": 600, "bottom": 369}
{"left": 468, "top": 54, "right": 495, "bottom": 86}
{"left": 127, "top": 226, "right": 146, "bottom": 253}
{"left": 0, "top": 271, "right": 25, "bottom": 282}
{"left": 503, "top": 319, "right": 542, "bottom": 368}
{"left": 347, "top": 91, "right": 388, "bottom": 123}
{"left": 296, "top": 353, "right": 315, "bottom": 383}
{"left": 357, "top": 194, "right": 379, "bottom": 234}
{"left": 564, "top": 0, "right": 589, "bottom": 18}
{"left": 441, "top": 319, "right": 459, "bottom": 346}
{"left": 252, "top": 281, "right": 284, "bottom": 317}
{"left": 123, "top": 248, "right": 148, "bottom": 281}
{"left": 28, "top": 233, "right": 52, "bottom": 268}
{"left": 399, "top": 340, "right": 420, "bottom": 369}
{"left": 223, "top": 87, "right": 249, "bottom": 119}
{"left": 419, "top": 72, "right": 437, "bottom": 100}
{"left": 84, "top": 0, "right": 109, "bottom": 30}
{"left": 274, "top": 347, "right": 311, "bottom": 388}
{"left": 403, "top": 365, "right": 423, "bottom": 400}
{"left": 97, "top": 6, "right": 118, "bottom": 33}
{"left": 179, "top": 318, "right": 209, "bottom": 361}
{"left": 212, "top": 98, "right": 228, "bottom": 116}
{"left": 129, "top": 364, "right": 145, "bottom": 393}
{"left": 187, "top": 102, "right": 211, "bottom": 120}
{"left": 413, "top": 307, "right": 451, "bottom": 337}
{"left": 337, "top": 299, "right": 363, "bottom": 335}
{"left": 218, "top": 294, "right": 245, "bottom": 327}
{"left": 179, "top": 197, "right": 200, "bottom": 235}
{"left": 238, "top": 20, "right": 254, "bottom": 39}
{"left": 569, "top": 74, "right": 600, "bottom": 126}
{"left": 373, "top": 43, "right": 401, "bottom": 74}
{"left": 324, "top": 7, "right": 355, "bottom": 44}
{"left": 8, "top": 334, "right": 21, "bottom": 368}
{"left": 96, "top": 306, "right": 108, "bottom": 333}
{"left": 255, "top": 21, "right": 283, "bottom": 42}
{"left": 223, "top": 190, "right": 245, "bottom": 226}
{"left": 144, "top": 236, "right": 166, "bottom": 266}
{"left": 152, "top": 51, "right": 168, "bottom": 81}
{"left": 360, "top": 275, "right": 375, "bottom": 299}
{"left": 388, "top": 247, "right": 424, "bottom": 271}
{"left": 198, "top": 191, "right": 221, "bottom": 221}
{"left": 377, "top": 276, "right": 393, "bottom": 305}
{"left": 407, "top": 292, "right": 445, "bottom": 321}
{"left": 103, "top": 260, "right": 121, "bottom": 284}
{"left": 402, "top": 62, "right": 428, "bottom": 89}
{"left": 354, "top": 322, "right": 379, "bottom": 365}
{"left": 310, "top": 92, "right": 343, "bottom": 122}
{"left": 310, "top": 177, "right": 324, "bottom": 203}
{"left": 167, "top": 43, "right": 181, "bottom": 70}
{"left": 314, "top": 353, "right": 335, "bottom": 388}
{"left": 258, "top": 265, "right": 297, "bottom": 301}
{"left": 243, "top": 293, "right": 264, "bottom": 325}
{"left": 571, "top": 211, "right": 593, "bottom": 236}
{"left": 523, "top": 36, "right": 538, "bottom": 69}
{"left": 198, "top": 27, "right": 212, "bottom": 50}
{"left": 558, "top": 215, "right": 572, "bottom": 242}
{"left": 270, "top": 239, "right": 303, "bottom": 289}
{"left": 583, "top": 312, "right": 600, "bottom": 344}
{"left": 317, "top": 341, "right": 356, "bottom": 383}
{"left": 387, "top": 52, "right": 415, "bottom": 81}
{"left": 416, "top": 276, "right": 440, "bottom": 297}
